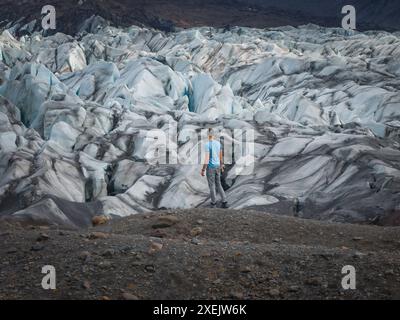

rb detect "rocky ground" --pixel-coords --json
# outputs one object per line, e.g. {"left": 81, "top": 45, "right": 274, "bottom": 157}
{"left": 1, "top": 208, "right": 400, "bottom": 300}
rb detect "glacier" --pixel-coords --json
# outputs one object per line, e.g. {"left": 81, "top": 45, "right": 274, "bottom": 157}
{"left": 0, "top": 19, "right": 399, "bottom": 228}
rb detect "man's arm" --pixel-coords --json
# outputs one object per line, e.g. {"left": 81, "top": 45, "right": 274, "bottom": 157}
{"left": 219, "top": 150, "right": 225, "bottom": 172}
{"left": 201, "top": 153, "right": 209, "bottom": 176}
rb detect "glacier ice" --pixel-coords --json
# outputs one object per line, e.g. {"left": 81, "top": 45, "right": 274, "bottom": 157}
{"left": 0, "top": 21, "right": 399, "bottom": 227}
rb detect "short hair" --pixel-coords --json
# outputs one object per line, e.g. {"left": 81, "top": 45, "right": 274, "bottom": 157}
{"left": 208, "top": 128, "right": 215, "bottom": 136}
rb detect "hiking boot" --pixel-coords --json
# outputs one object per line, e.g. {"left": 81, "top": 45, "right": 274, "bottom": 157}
{"left": 211, "top": 202, "right": 217, "bottom": 208}
{"left": 222, "top": 202, "right": 229, "bottom": 209}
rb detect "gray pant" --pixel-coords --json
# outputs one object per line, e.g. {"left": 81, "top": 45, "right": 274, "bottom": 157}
{"left": 206, "top": 167, "right": 227, "bottom": 204}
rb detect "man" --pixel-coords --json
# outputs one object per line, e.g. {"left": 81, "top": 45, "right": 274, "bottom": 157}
{"left": 201, "top": 128, "right": 228, "bottom": 208}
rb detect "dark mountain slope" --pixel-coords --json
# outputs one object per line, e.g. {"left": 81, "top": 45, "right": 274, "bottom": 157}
{"left": 1, "top": 0, "right": 399, "bottom": 36}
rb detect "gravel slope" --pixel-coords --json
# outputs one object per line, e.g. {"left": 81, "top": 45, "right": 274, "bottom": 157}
{"left": 1, "top": 209, "right": 400, "bottom": 300}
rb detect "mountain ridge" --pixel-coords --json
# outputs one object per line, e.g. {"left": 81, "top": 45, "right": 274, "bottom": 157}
{"left": 1, "top": 0, "right": 399, "bottom": 36}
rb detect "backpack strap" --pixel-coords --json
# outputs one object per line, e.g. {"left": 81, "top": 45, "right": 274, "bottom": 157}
{"left": 209, "top": 142, "right": 213, "bottom": 164}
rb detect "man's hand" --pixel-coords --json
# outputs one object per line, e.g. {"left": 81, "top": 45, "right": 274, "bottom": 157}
{"left": 221, "top": 164, "right": 225, "bottom": 173}
{"left": 201, "top": 168, "right": 206, "bottom": 176}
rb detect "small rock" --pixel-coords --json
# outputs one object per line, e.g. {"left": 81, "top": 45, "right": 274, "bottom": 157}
{"left": 82, "top": 280, "right": 91, "bottom": 290}
{"left": 354, "top": 251, "right": 366, "bottom": 258}
{"left": 240, "top": 266, "right": 252, "bottom": 273}
{"left": 99, "top": 261, "right": 113, "bottom": 268}
{"left": 127, "top": 283, "right": 136, "bottom": 290}
{"left": 353, "top": 237, "right": 364, "bottom": 241}
{"left": 149, "top": 229, "right": 167, "bottom": 238}
{"left": 269, "top": 289, "right": 280, "bottom": 297}
{"left": 148, "top": 242, "right": 163, "bottom": 254}
{"left": 37, "top": 233, "right": 50, "bottom": 242}
{"left": 88, "top": 232, "right": 109, "bottom": 240}
{"left": 152, "top": 215, "right": 179, "bottom": 229}
{"left": 144, "top": 265, "right": 156, "bottom": 273}
{"left": 92, "top": 215, "right": 110, "bottom": 227}
{"left": 119, "top": 246, "right": 133, "bottom": 253}
{"left": 152, "top": 223, "right": 173, "bottom": 229}
{"left": 230, "top": 292, "right": 244, "bottom": 299}
{"left": 78, "top": 251, "right": 91, "bottom": 261}
{"left": 318, "top": 253, "right": 333, "bottom": 260}
{"left": 101, "top": 296, "right": 111, "bottom": 301}
{"left": 102, "top": 249, "right": 116, "bottom": 258}
{"left": 289, "top": 285, "right": 299, "bottom": 292}
{"left": 191, "top": 238, "right": 203, "bottom": 245}
{"left": 190, "top": 227, "right": 203, "bottom": 237}
{"left": 385, "top": 269, "right": 395, "bottom": 276}
{"left": 6, "top": 247, "right": 18, "bottom": 254}
{"left": 121, "top": 292, "right": 139, "bottom": 300}
{"left": 271, "top": 270, "right": 280, "bottom": 278}
{"left": 305, "top": 277, "right": 323, "bottom": 286}
{"left": 31, "top": 244, "right": 45, "bottom": 252}
{"left": 196, "top": 220, "right": 204, "bottom": 225}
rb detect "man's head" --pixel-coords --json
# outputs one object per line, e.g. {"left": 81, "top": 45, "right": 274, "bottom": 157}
{"left": 208, "top": 128, "right": 215, "bottom": 140}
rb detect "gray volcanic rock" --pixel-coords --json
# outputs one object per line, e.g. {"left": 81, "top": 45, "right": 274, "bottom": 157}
{"left": 0, "top": 21, "right": 399, "bottom": 227}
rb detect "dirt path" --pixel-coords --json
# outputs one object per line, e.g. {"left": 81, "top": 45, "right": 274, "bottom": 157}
{"left": 1, "top": 209, "right": 400, "bottom": 300}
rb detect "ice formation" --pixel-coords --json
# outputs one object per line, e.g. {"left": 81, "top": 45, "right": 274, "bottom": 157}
{"left": 0, "top": 19, "right": 399, "bottom": 227}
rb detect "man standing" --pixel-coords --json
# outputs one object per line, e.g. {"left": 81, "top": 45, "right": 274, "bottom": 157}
{"left": 201, "top": 129, "right": 228, "bottom": 208}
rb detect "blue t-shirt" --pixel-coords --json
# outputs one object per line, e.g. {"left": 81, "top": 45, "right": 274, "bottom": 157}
{"left": 205, "top": 140, "right": 221, "bottom": 169}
